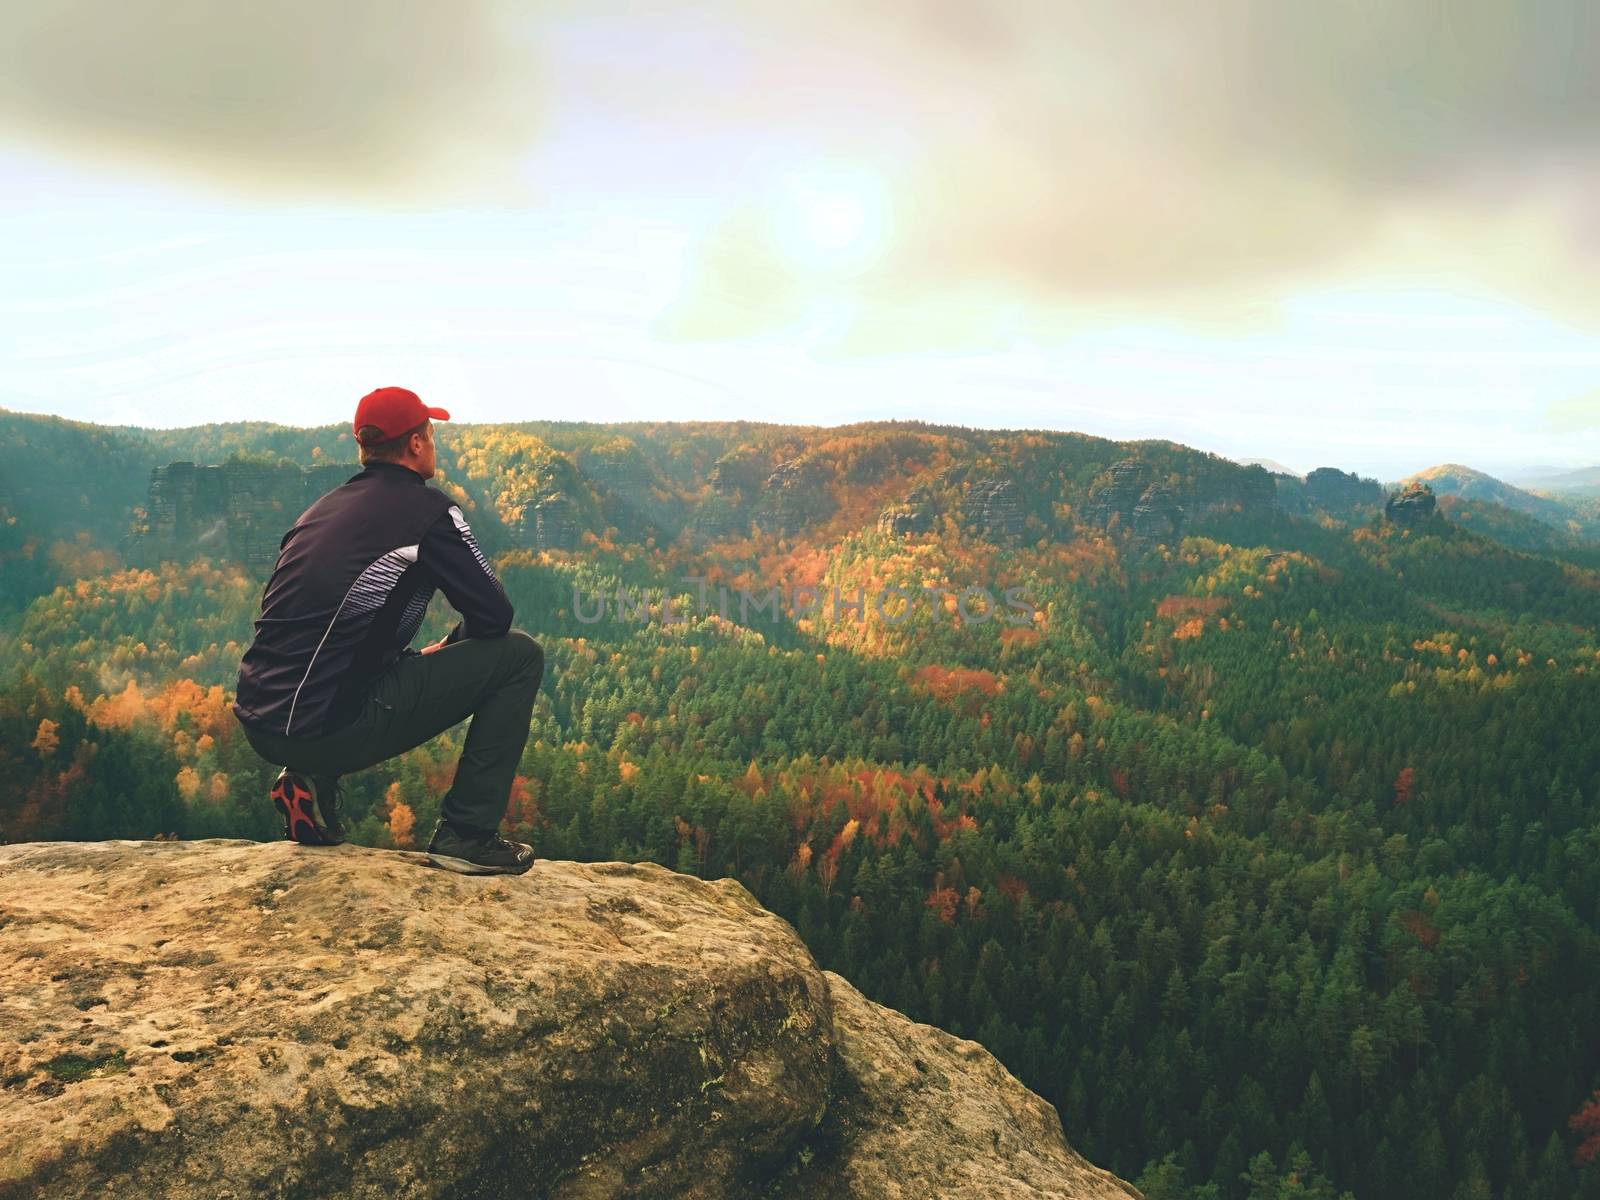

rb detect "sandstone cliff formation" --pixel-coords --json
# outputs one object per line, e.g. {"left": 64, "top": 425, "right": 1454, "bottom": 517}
{"left": 757, "top": 458, "right": 836, "bottom": 536}
{"left": 578, "top": 444, "right": 684, "bottom": 545}
{"left": 1128, "top": 483, "right": 1182, "bottom": 543}
{"left": 961, "top": 479, "right": 1025, "bottom": 543}
{"left": 530, "top": 494, "right": 584, "bottom": 552}
{"left": 1081, "top": 459, "right": 1153, "bottom": 531}
{"left": 1082, "top": 461, "right": 1185, "bottom": 545}
{"left": 0, "top": 840, "right": 1138, "bottom": 1200}
{"left": 706, "top": 447, "right": 771, "bottom": 499}
{"left": 877, "top": 476, "right": 947, "bottom": 538}
{"left": 690, "top": 495, "right": 748, "bottom": 543}
{"left": 131, "top": 460, "right": 354, "bottom": 568}
{"left": 1384, "top": 480, "right": 1438, "bottom": 527}
{"left": 876, "top": 505, "right": 935, "bottom": 537}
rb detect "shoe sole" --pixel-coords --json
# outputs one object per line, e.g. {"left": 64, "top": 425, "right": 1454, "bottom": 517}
{"left": 425, "top": 850, "right": 533, "bottom": 876}
{"left": 271, "top": 773, "right": 343, "bottom": 846}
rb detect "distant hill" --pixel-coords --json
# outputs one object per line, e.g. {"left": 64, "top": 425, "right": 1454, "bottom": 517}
{"left": 6, "top": 406, "right": 1600, "bottom": 1200}
{"left": 0, "top": 408, "right": 1287, "bottom": 620}
{"left": 1231, "top": 456, "right": 1302, "bottom": 478}
{"left": 1401, "top": 462, "right": 1600, "bottom": 542}
{"left": 13, "top": 406, "right": 1600, "bottom": 620}
{"left": 1508, "top": 463, "right": 1600, "bottom": 494}
{"left": 1404, "top": 463, "right": 1560, "bottom": 511}
{"left": 1432, "top": 495, "right": 1600, "bottom": 569}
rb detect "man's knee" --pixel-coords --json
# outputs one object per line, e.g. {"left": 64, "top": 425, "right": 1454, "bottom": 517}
{"left": 504, "top": 627, "right": 541, "bottom": 659}
{"left": 503, "top": 628, "right": 544, "bottom": 679}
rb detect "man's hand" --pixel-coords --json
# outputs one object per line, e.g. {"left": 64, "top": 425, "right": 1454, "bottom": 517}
{"left": 419, "top": 636, "right": 451, "bottom": 656}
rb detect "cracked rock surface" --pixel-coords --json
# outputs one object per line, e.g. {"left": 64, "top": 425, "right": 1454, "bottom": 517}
{"left": 0, "top": 840, "right": 1137, "bottom": 1199}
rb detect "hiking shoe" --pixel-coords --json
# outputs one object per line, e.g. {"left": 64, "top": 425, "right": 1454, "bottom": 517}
{"left": 424, "top": 819, "right": 533, "bottom": 876}
{"left": 270, "top": 768, "right": 344, "bottom": 846}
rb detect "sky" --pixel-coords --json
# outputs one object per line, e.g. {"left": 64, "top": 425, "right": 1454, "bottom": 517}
{"left": 2, "top": 1, "right": 1599, "bottom": 482}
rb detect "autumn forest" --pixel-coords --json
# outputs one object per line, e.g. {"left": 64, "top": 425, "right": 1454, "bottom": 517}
{"left": 2, "top": 406, "right": 1599, "bottom": 1200}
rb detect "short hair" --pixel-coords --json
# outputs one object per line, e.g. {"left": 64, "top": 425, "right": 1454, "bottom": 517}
{"left": 357, "top": 419, "right": 430, "bottom": 465}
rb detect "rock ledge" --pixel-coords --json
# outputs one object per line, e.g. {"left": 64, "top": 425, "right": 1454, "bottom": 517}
{"left": 0, "top": 840, "right": 1138, "bottom": 1200}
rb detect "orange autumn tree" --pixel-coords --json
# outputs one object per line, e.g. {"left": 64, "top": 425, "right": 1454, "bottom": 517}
{"left": 388, "top": 801, "right": 416, "bottom": 849}
{"left": 911, "top": 665, "right": 1002, "bottom": 716}
{"left": 381, "top": 780, "right": 416, "bottom": 849}
{"left": 1394, "top": 767, "right": 1416, "bottom": 806}
{"left": 30, "top": 718, "right": 59, "bottom": 758}
{"left": 507, "top": 774, "right": 542, "bottom": 832}
{"left": 77, "top": 678, "right": 237, "bottom": 757}
{"left": 1573, "top": 1089, "right": 1600, "bottom": 1167}
{"left": 926, "top": 886, "right": 960, "bottom": 924}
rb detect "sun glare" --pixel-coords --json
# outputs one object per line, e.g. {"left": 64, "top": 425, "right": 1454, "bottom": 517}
{"left": 772, "top": 169, "right": 890, "bottom": 278}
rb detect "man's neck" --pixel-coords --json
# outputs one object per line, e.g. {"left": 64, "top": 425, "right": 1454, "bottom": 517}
{"left": 363, "top": 460, "right": 426, "bottom": 482}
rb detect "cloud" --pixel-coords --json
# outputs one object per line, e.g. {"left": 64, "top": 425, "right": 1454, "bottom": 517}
{"left": 3, "top": 0, "right": 1597, "bottom": 334}
{"left": 1546, "top": 390, "right": 1600, "bottom": 433}
{"left": 648, "top": 0, "right": 1600, "bottom": 343}
{"left": 0, "top": 0, "right": 543, "bottom": 201}
{"left": 653, "top": 202, "right": 805, "bottom": 342}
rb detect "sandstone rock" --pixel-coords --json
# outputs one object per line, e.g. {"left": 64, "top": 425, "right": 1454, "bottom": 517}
{"left": 0, "top": 840, "right": 1136, "bottom": 1200}
{"left": 581, "top": 447, "right": 682, "bottom": 543}
{"left": 134, "top": 460, "right": 359, "bottom": 570}
{"left": 1384, "top": 481, "right": 1438, "bottom": 526}
{"left": 758, "top": 459, "right": 834, "bottom": 535}
{"left": 1082, "top": 462, "right": 1186, "bottom": 544}
{"left": 525, "top": 494, "right": 583, "bottom": 552}
{"left": 1082, "top": 460, "right": 1151, "bottom": 530}
{"left": 876, "top": 506, "right": 933, "bottom": 537}
{"left": 877, "top": 476, "right": 948, "bottom": 537}
{"left": 778, "top": 972, "right": 1141, "bottom": 1199}
{"left": 691, "top": 496, "right": 747, "bottom": 543}
{"left": 1083, "top": 459, "right": 1273, "bottom": 539}
{"left": 1130, "top": 484, "right": 1183, "bottom": 544}
{"left": 306, "top": 464, "right": 357, "bottom": 497}
{"left": 707, "top": 448, "right": 770, "bottom": 499}
{"left": 962, "top": 480, "right": 1024, "bottom": 543}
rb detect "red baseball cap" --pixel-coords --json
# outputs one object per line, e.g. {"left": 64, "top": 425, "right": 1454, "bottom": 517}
{"left": 352, "top": 386, "right": 451, "bottom": 443}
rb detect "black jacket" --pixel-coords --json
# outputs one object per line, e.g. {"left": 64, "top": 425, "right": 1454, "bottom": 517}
{"left": 232, "top": 460, "right": 513, "bottom": 738}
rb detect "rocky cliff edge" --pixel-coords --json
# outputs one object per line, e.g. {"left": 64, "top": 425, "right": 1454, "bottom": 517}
{"left": 0, "top": 840, "right": 1139, "bottom": 1200}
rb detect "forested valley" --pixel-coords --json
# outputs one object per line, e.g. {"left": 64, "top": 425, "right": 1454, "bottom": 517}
{"left": 3, "top": 407, "right": 1599, "bottom": 1199}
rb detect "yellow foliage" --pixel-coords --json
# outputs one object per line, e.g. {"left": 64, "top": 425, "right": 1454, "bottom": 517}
{"left": 48, "top": 534, "right": 118, "bottom": 579}
{"left": 31, "top": 718, "right": 60, "bottom": 759}
{"left": 789, "top": 842, "right": 813, "bottom": 878}
{"left": 838, "top": 818, "right": 859, "bottom": 849}
{"left": 389, "top": 801, "right": 417, "bottom": 849}
{"left": 87, "top": 680, "right": 147, "bottom": 731}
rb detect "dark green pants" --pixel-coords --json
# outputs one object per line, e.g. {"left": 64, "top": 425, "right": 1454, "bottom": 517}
{"left": 241, "top": 629, "right": 545, "bottom": 836}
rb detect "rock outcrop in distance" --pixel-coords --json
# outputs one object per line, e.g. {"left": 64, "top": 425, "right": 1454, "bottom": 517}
{"left": 1082, "top": 460, "right": 1189, "bottom": 545}
{"left": 1385, "top": 480, "right": 1439, "bottom": 527}
{"left": 130, "top": 460, "right": 354, "bottom": 569}
{"left": 0, "top": 840, "right": 1139, "bottom": 1200}
{"left": 962, "top": 479, "right": 1026, "bottom": 544}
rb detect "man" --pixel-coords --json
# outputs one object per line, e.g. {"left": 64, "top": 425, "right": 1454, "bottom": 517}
{"left": 232, "top": 386, "right": 543, "bottom": 876}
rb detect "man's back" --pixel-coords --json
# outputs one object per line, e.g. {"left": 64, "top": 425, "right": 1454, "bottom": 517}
{"left": 233, "top": 460, "right": 513, "bottom": 739}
